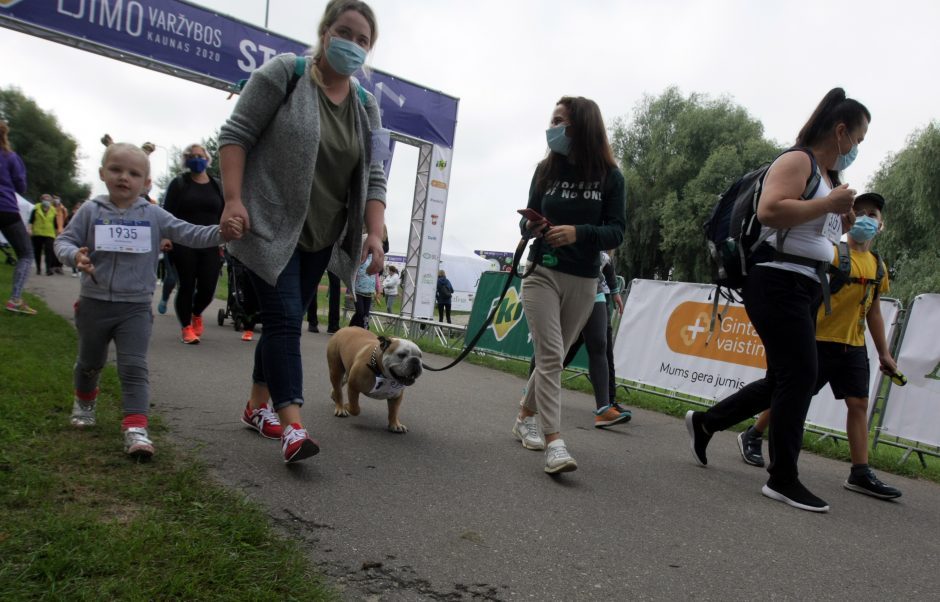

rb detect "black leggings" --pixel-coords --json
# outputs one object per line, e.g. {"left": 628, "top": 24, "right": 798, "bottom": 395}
{"left": 170, "top": 245, "right": 221, "bottom": 328}
{"left": 350, "top": 295, "right": 373, "bottom": 329}
{"left": 701, "top": 266, "right": 822, "bottom": 484}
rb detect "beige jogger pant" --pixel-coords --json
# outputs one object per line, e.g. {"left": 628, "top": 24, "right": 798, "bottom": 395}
{"left": 521, "top": 264, "right": 597, "bottom": 435}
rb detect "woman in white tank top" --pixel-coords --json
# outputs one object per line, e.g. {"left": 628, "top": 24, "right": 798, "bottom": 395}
{"left": 685, "top": 88, "right": 870, "bottom": 513}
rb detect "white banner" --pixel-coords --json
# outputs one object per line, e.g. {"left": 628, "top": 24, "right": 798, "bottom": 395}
{"left": 804, "top": 299, "right": 902, "bottom": 433}
{"left": 880, "top": 294, "right": 940, "bottom": 448}
{"left": 413, "top": 145, "right": 452, "bottom": 319}
{"left": 613, "top": 280, "right": 767, "bottom": 401}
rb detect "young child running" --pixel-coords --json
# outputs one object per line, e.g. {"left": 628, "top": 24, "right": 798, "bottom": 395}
{"left": 55, "top": 142, "right": 242, "bottom": 458}
{"left": 736, "top": 193, "right": 901, "bottom": 499}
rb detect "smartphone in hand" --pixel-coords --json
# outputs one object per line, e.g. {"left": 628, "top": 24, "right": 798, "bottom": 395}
{"left": 518, "top": 208, "right": 552, "bottom": 226}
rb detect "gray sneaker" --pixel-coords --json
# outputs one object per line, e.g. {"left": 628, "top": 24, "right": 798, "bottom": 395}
{"left": 70, "top": 399, "right": 97, "bottom": 427}
{"left": 124, "top": 427, "right": 155, "bottom": 458}
{"left": 544, "top": 439, "right": 578, "bottom": 474}
{"left": 512, "top": 415, "right": 545, "bottom": 450}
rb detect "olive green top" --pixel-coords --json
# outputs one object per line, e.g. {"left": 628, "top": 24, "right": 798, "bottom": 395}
{"left": 297, "top": 85, "right": 360, "bottom": 253}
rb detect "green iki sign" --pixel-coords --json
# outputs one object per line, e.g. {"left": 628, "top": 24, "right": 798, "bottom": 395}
{"left": 465, "top": 272, "right": 589, "bottom": 371}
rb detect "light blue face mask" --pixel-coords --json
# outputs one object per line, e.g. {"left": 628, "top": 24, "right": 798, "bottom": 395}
{"left": 546, "top": 124, "right": 570, "bottom": 156}
{"left": 848, "top": 215, "right": 879, "bottom": 242}
{"left": 325, "top": 36, "right": 367, "bottom": 76}
{"left": 835, "top": 133, "right": 859, "bottom": 171}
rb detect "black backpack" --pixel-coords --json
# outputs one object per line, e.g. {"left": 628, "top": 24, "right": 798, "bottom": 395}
{"left": 830, "top": 241, "right": 885, "bottom": 305}
{"left": 703, "top": 147, "right": 822, "bottom": 290}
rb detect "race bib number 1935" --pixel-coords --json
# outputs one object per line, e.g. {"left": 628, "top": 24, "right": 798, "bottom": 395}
{"left": 94, "top": 219, "right": 152, "bottom": 253}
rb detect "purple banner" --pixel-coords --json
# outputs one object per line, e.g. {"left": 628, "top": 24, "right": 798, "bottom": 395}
{"left": 0, "top": 0, "right": 458, "bottom": 147}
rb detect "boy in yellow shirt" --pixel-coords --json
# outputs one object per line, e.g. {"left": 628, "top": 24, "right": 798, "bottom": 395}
{"left": 737, "top": 193, "right": 901, "bottom": 499}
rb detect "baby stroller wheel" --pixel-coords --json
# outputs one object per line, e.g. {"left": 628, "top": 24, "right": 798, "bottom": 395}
{"left": 217, "top": 308, "right": 226, "bottom": 327}
{"left": 233, "top": 317, "right": 243, "bottom": 332}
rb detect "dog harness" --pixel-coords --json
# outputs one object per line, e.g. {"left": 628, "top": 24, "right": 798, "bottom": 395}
{"left": 366, "top": 345, "right": 407, "bottom": 400}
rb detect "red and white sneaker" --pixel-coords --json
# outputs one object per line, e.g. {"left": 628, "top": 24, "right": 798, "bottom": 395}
{"left": 192, "top": 315, "right": 204, "bottom": 337}
{"left": 281, "top": 423, "right": 319, "bottom": 463}
{"left": 241, "top": 401, "right": 283, "bottom": 439}
{"left": 123, "top": 427, "right": 155, "bottom": 459}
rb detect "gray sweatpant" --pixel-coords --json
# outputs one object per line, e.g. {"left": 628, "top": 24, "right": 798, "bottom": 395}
{"left": 521, "top": 265, "right": 596, "bottom": 435}
{"left": 74, "top": 297, "right": 153, "bottom": 416}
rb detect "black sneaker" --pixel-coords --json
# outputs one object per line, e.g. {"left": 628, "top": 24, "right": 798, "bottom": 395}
{"left": 737, "top": 428, "right": 765, "bottom": 467}
{"left": 685, "top": 410, "right": 712, "bottom": 466}
{"left": 844, "top": 468, "right": 902, "bottom": 500}
{"left": 308, "top": 323, "right": 319, "bottom": 333}
{"left": 762, "top": 479, "right": 829, "bottom": 513}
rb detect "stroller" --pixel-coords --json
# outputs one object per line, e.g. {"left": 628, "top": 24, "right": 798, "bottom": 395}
{"left": 217, "top": 248, "right": 259, "bottom": 333}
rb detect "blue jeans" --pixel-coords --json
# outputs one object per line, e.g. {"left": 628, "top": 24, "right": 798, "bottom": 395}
{"left": 249, "top": 247, "right": 332, "bottom": 410}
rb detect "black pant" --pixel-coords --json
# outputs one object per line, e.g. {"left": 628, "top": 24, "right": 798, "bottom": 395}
{"left": 350, "top": 295, "right": 372, "bottom": 329}
{"left": 437, "top": 301, "right": 452, "bottom": 323}
{"left": 31, "top": 235, "right": 54, "bottom": 274}
{"left": 306, "top": 270, "right": 341, "bottom": 331}
{"left": 701, "top": 266, "right": 822, "bottom": 484}
{"left": 170, "top": 245, "right": 221, "bottom": 328}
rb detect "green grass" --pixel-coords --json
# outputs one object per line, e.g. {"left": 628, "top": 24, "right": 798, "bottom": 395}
{"left": 0, "top": 265, "right": 335, "bottom": 601}
{"left": 414, "top": 335, "right": 940, "bottom": 484}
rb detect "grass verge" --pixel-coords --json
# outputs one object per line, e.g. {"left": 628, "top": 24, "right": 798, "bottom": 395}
{"left": 415, "top": 335, "right": 940, "bottom": 484}
{"left": 0, "top": 265, "right": 335, "bottom": 601}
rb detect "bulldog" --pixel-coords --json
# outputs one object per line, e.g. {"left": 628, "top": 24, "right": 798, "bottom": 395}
{"left": 326, "top": 326, "right": 423, "bottom": 433}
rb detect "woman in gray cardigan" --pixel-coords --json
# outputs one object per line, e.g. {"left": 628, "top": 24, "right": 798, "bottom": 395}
{"left": 218, "top": 0, "right": 386, "bottom": 463}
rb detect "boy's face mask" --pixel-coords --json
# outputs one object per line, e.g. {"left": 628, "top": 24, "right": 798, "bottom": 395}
{"left": 848, "top": 215, "right": 879, "bottom": 242}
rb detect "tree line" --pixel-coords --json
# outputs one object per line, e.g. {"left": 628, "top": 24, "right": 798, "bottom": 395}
{"left": 3, "top": 85, "right": 936, "bottom": 302}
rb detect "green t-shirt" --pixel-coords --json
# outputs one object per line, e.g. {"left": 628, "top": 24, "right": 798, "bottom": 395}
{"left": 297, "top": 86, "right": 360, "bottom": 253}
{"left": 524, "top": 162, "right": 627, "bottom": 278}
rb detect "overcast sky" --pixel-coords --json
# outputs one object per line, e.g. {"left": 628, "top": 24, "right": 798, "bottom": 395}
{"left": 2, "top": 0, "right": 938, "bottom": 256}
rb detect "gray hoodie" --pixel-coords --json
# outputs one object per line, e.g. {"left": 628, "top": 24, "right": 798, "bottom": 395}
{"left": 55, "top": 195, "right": 222, "bottom": 303}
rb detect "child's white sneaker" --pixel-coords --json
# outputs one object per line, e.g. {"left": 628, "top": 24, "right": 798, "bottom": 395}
{"left": 70, "top": 399, "right": 97, "bottom": 427}
{"left": 124, "top": 427, "right": 155, "bottom": 458}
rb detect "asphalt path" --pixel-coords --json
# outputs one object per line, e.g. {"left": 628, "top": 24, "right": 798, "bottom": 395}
{"left": 32, "top": 274, "right": 940, "bottom": 601}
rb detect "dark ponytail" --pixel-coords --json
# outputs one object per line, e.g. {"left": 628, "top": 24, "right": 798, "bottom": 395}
{"left": 796, "top": 87, "right": 871, "bottom": 148}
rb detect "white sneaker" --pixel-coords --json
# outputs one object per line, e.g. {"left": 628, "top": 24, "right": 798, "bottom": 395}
{"left": 512, "top": 415, "right": 545, "bottom": 450}
{"left": 70, "top": 399, "right": 97, "bottom": 427}
{"left": 124, "top": 427, "right": 155, "bottom": 458}
{"left": 544, "top": 439, "right": 578, "bottom": 474}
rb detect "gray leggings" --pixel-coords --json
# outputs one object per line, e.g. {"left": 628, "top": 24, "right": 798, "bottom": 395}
{"left": 0, "top": 212, "right": 33, "bottom": 300}
{"left": 74, "top": 297, "right": 153, "bottom": 415}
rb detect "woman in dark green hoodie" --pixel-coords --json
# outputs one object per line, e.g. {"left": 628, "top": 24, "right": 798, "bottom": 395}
{"left": 511, "top": 96, "right": 626, "bottom": 475}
